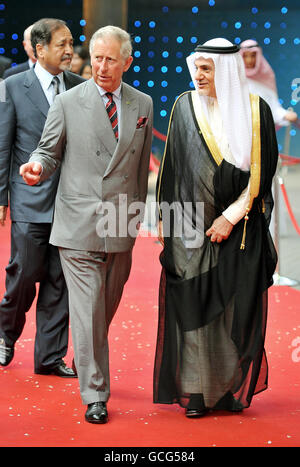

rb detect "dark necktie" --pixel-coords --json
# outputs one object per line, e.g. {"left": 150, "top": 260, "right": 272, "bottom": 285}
{"left": 52, "top": 76, "right": 60, "bottom": 99}
{"left": 105, "top": 92, "right": 118, "bottom": 140}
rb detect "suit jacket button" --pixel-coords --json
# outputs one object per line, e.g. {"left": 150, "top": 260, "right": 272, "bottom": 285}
{"left": 96, "top": 150, "right": 100, "bottom": 156}
{"left": 131, "top": 149, "right": 135, "bottom": 154}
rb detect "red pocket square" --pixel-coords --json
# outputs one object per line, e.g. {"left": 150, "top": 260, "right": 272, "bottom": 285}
{"left": 136, "top": 116, "right": 148, "bottom": 129}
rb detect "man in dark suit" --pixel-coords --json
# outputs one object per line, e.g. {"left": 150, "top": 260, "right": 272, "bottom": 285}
{"left": 0, "top": 18, "right": 85, "bottom": 376}
{"left": 0, "top": 55, "right": 12, "bottom": 78}
{"left": 3, "top": 24, "right": 37, "bottom": 78}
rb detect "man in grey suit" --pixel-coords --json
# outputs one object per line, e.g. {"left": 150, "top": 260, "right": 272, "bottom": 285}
{"left": 21, "top": 25, "right": 153, "bottom": 424}
{"left": 3, "top": 24, "right": 37, "bottom": 78}
{"left": 0, "top": 18, "right": 85, "bottom": 375}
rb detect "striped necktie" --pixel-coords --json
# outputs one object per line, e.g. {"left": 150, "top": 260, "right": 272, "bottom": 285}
{"left": 105, "top": 92, "right": 118, "bottom": 140}
{"left": 51, "top": 76, "right": 60, "bottom": 99}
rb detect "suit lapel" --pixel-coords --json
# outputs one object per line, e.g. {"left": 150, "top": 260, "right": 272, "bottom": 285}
{"left": 63, "top": 70, "right": 80, "bottom": 90}
{"left": 80, "top": 79, "right": 118, "bottom": 156}
{"left": 63, "top": 71, "right": 73, "bottom": 90}
{"left": 78, "top": 80, "right": 139, "bottom": 173}
{"left": 104, "top": 83, "right": 139, "bottom": 176}
{"left": 23, "top": 68, "right": 49, "bottom": 118}
{"left": 24, "top": 69, "right": 80, "bottom": 118}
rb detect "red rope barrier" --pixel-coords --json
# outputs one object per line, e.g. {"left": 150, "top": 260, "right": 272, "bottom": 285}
{"left": 279, "top": 180, "right": 300, "bottom": 235}
{"left": 152, "top": 127, "right": 167, "bottom": 141}
{"left": 279, "top": 153, "right": 300, "bottom": 166}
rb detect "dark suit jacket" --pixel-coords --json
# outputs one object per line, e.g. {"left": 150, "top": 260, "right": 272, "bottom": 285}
{"left": 3, "top": 60, "right": 30, "bottom": 78}
{"left": 0, "top": 56, "right": 12, "bottom": 78}
{"left": 0, "top": 67, "right": 85, "bottom": 222}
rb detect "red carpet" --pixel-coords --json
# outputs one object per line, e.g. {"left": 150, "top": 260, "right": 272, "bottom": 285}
{"left": 0, "top": 220, "right": 300, "bottom": 447}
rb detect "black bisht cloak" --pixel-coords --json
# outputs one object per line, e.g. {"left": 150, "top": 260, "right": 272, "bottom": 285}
{"left": 154, "top": 91, "right": 278, "bottom": 411}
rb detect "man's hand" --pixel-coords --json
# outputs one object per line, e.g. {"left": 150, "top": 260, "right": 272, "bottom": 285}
{"left": 206, "top": 215, "right": 233, "bottom": 243}
{"left": 0, "top": 206, "right": 7, "bottom": 227}
{"left": 19, "top": 162, "right": 42, "bottom": 186}
{"left": 285, "top": 110, "right": 298, "bottom": 123}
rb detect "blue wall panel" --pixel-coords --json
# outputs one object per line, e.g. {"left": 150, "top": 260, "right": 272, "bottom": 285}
{"left": 126, "top": 1, "right": 300, "bottom": 158}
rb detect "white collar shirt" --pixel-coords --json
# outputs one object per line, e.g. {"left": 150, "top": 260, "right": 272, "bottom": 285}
{"left": 34, "top": 61, "right": 66, "bottom": 106}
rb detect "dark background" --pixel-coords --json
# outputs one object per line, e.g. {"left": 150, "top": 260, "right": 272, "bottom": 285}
{"left": 1, "top": 0, "right": 300, "bottom": 158}
{"left": 0, "top": 0, "right": 83, "bottom": 59}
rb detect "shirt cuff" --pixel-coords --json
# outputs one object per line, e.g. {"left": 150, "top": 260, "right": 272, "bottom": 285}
{"left": 222, "top": 182, "right": 251, "bottom": 225}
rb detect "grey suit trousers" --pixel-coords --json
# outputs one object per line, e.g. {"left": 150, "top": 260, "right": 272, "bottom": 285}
{"left": 59, "top": 248, "right": 132, "bottom": 405}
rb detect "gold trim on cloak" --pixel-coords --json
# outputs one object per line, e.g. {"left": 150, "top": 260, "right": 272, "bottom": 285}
{"left": 157, "top": 91, "right": 261, "bottom": 250}
{"left": 191, "top": 90, "right": 223, "bottom": 166}
{"left": 240, "top": 93, "right": 261, "bottom": 249}
{"left": 191, "top": 91, "right": 261, "bottom": 250}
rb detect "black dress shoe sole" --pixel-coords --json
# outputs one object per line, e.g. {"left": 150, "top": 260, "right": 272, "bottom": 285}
{"left": 185, "top": 409, "right": 208, "bottom": 418}
{"left": 35, "top": 367, "right": 77, "bottom": 378}
{"left": 51, "top": 369, "right": 77, "bottom": 378}
{"left": 35, "top": 371, "right": 77, "bottom": 378}
{"left": 85, "top": 415, "right": 108, "bottom": 424}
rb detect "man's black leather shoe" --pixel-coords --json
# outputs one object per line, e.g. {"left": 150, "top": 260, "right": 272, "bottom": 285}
{"left": 35, "top": 360, "right": 77, "bottom": 378}
{"left": 0, "top": 338, "right": 14, "bottom": 366}
{"left": 185, "top": 408, "right": 208, "bottom": 418}
{"left": 85, "top": 402, "right": 108, "bottom": 424}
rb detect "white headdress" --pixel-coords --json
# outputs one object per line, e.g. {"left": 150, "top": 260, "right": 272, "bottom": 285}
{"left": 186, "top": 38, "right": 252, "bottom": 171}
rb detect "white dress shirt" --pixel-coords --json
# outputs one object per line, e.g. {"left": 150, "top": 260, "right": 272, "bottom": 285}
{"left": 34, "top": 61, "right": 65, "bottom": 106}
{"left": 94, "top": 81, "right": 122, "bottom": 136}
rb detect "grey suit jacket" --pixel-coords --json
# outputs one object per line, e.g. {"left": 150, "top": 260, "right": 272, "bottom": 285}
{"left": 0, "top": 67, "right": 85, "bottom": 222}
{"left": 30, "top": 78, "right": 153, "bottom": 252}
